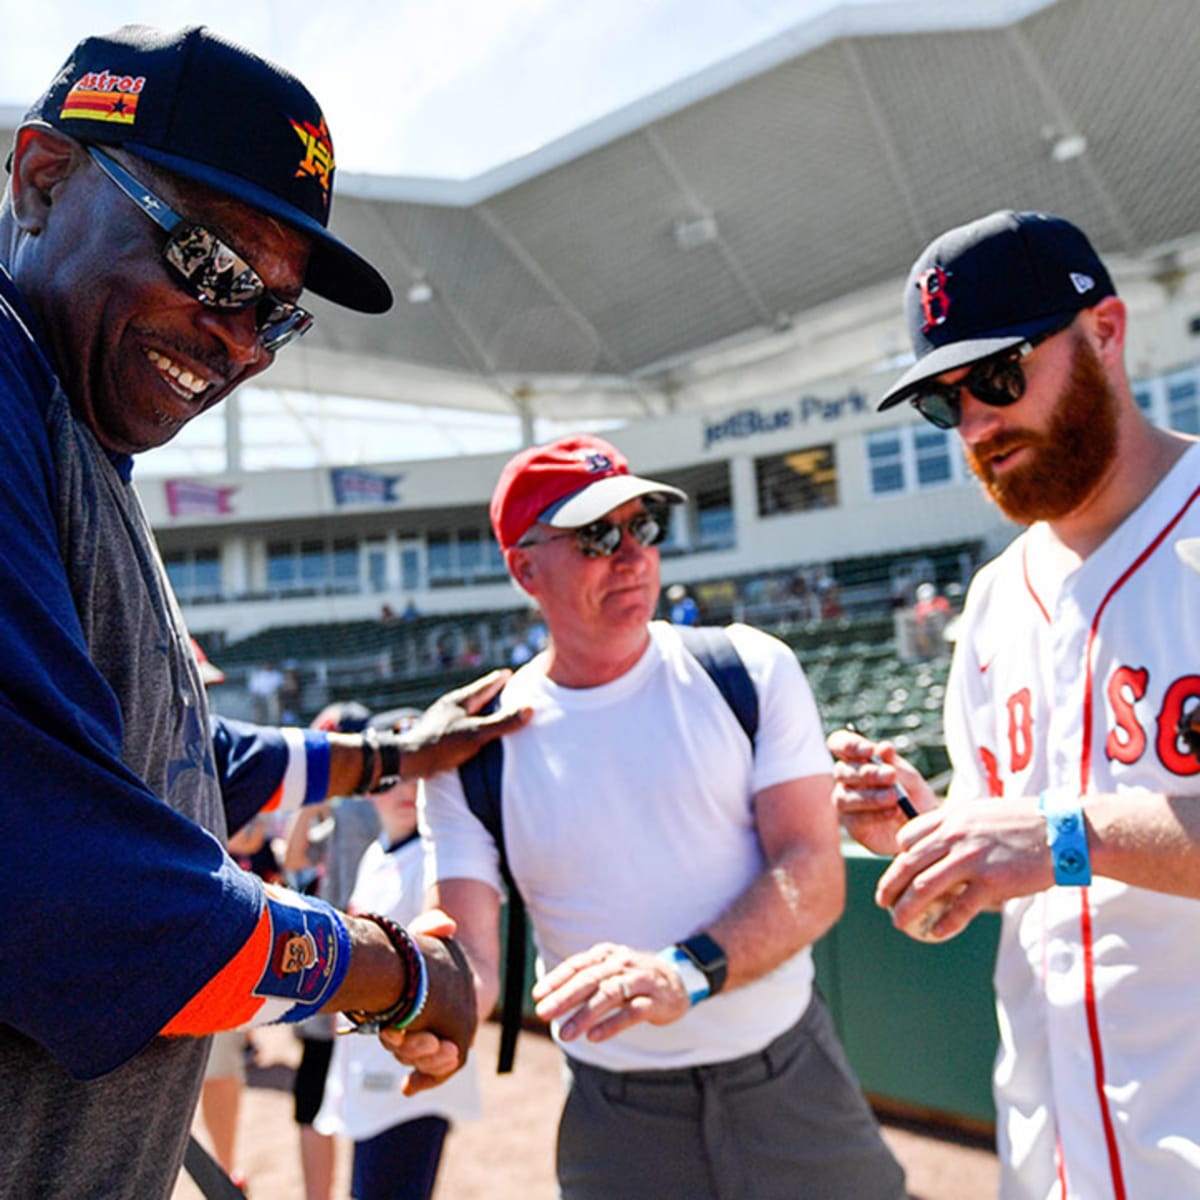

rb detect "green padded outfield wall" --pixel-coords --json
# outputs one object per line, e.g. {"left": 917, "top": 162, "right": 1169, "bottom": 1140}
{"left": 812, "top": 842, "right": 1000, "bottom": 1127}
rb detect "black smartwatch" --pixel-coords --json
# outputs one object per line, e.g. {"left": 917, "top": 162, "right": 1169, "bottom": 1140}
{"left": 676, "top": 932, "right": 728, "bottom": 998}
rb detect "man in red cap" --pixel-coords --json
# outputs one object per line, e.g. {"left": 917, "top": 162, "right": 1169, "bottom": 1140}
{"left": 413, "top": 434, "right": 905, "bottom": 1199}
{"left": 0, "top": 25, "right": 528, "bottom": 1198}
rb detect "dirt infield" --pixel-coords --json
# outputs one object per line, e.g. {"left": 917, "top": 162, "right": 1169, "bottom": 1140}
{"left": 175, "top": 1021, "right": 998, "bottom": 1199}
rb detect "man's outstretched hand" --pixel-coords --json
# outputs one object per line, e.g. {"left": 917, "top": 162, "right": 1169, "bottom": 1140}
{"left": 397, "top": 669, "right": 533, "bottom": 780}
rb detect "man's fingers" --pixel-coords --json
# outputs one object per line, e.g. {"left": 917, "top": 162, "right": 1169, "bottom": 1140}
{"left": 447, "top": 669, "right": 513, "bottom": 714}
{"left": 469, "top": 706, "right": 534, "bottom": 740}
{"left": 408, "top": 908, "right": 457, "bottom": 938}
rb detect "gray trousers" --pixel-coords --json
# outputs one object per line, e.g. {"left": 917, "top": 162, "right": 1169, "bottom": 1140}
{"left": 556, "top": 992, "right": 906, "bottom": 1200}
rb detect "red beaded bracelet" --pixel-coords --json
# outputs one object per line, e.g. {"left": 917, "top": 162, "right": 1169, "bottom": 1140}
{"left": 342, "top": 912, "right": 429, "bottom": 1034}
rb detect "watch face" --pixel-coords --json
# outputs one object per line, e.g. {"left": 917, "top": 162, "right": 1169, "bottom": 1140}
{"left": 678, "top": 933, "right": 728, "bottom": 995}
{"left": 680, "top": 933, "right": 726, "bottom": 971}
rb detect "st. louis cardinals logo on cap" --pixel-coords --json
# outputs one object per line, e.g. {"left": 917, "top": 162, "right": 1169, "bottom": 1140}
{"left": 916, "top": 266, "right": 952, "bottom": 333}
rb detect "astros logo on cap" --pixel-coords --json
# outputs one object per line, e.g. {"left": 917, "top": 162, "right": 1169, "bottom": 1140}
{"left": 58, "top": 69, "right": 146, "bottom": 127}
{"left": 290, "top": 114, "right": 335, "bottom": 208}
{"left": 916, "top": 266, "right": 952, "bottom": 333}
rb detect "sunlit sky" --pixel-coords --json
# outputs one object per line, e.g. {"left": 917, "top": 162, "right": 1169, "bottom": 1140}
{"left": 0, "top": 0, "right": 908, "bottom": 472}
{"left": 0, "top": 0, "right": 873, "bottom": 179}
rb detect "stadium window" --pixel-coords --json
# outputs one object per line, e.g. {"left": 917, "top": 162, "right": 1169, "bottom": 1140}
{"left": 366, "top": 541, "right": 388, "bottom": 593}
{"left": 267, "top": 541, "right": 297, "bottom": 590}
{"left": 914, "top": 427, "right": 956, "bottom": 487}
{"left": 267, "top": 539, "right": 362, "bottom": 595}
{"left": 867, "top": 425, "right": 964, "bottom": 498}
{"left": 457, "top": 528, "right": 484, "bottom": 575}
{"left": 425, "top": 526, "right": 506, "bottom": 587}
{"left": 399, "top": 544, "right": 422, "bottom": 591}
{"left": 164, "top": 546, "right": 222, "bottom": 601}
{"left": 1166, "top": 369, "right": 1200, "bottom": 435}
{"left": 332, "top": 539, "right": 359, "bottom": 592}
{"left": 694, "top": 483, "right": 734, "bottom": 550}
{"left": 427, "top": 533, "right": 454, "bottom": 583}
{"left": 867, "top": 431, "right": 906, "bottom": 496}
{"left": 754, "top": 445, "right": 838, "bottom": 517}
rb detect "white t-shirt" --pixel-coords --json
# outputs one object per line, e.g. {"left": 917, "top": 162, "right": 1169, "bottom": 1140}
{"left": 421, "top": 621, "right": 833, "bottom": 1072}
{"left": 314, "top": 835, "right": 482, "bottom": 1141}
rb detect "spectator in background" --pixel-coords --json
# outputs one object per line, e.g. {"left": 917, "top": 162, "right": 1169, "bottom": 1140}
{"left": 666, "top": 583, "right": 699, "bottom": 626}
{"left": 912, "top": 582, "right": 952, "bottom": 659}
{"left": 316, "top": 708, "right": 482, "bottom": 1200}
{"left": 248, "top": 660, "right": 285, "bottom": 724}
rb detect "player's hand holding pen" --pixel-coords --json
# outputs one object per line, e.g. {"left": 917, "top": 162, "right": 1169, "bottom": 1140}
{"left": 829, "top": 725, "right": 1053, "bottom": 942}
{"left": 827, "top": 724, "right": 965, "bottom": 942}
{"left": 826, "top": 724, "right": 935, "bottom": 857}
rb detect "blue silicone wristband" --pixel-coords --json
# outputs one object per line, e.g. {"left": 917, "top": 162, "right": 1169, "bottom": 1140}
{"left": 1038, "top": 791, "right": 1092, "bottom": 886}
{"left": 656, "top": 945, "right": 710, "bottom": 1006}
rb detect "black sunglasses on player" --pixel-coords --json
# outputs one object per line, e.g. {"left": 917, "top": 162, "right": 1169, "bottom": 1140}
{"left": 518, "top": 503, "right": 670, "bottom": 558}
{"left": 87, "top": 146, "right": 314, "bottom": 353}
{"left": 908, "top": 317, "right": 1075, "bottom": 430}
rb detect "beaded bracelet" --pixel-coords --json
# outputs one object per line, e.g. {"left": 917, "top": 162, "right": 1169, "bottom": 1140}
{"left": 342, "top": 912, "right": 430, "bottom": 1035}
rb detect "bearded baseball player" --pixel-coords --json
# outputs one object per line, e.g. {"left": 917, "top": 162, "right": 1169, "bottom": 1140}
{"left": 829, "top": 210, "right": 1200, "bottom": 1200}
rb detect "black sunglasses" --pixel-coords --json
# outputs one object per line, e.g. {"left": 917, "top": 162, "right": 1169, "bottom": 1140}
{"left": 87, "top": 146, "right": 314, "bottom": 353}
{"left": 518, "top": 504, "right": 670, "bottom": 558}
{"left": 907, "top": 318, "right": 1075, "bottom": 430}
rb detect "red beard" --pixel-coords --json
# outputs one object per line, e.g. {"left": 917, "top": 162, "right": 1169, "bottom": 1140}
{"left": 964, "top": 336, "right": 1120, "bottom": 525}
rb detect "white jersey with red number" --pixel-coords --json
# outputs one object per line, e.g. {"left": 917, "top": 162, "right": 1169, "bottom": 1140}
{"left": 944, "top": 441, "right": 1200, "bottom": 1200}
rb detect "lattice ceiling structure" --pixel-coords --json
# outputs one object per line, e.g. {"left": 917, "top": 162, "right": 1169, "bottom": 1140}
{"left": 4, "top": 0, "right": 1198, "bottom": 463}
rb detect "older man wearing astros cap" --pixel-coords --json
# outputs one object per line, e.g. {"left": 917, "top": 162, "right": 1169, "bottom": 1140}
{"left": 0, "top": 25, "right": 531, "bottom": 1198}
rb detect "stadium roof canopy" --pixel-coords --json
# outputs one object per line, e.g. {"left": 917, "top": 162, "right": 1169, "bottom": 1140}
{"left": 3, "top": 0, "right": 1198, "bottom": 449}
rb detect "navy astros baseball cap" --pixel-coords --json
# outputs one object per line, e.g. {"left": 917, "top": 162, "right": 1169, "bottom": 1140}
{"left": 878, "top": 210, "right": 1115, "bottom": 410}
{"left": 23, "top": 24, "right": 392, "bottom": 314}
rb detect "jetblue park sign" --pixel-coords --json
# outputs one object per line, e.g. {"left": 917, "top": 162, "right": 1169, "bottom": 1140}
{"left": 703, "top": 389, "right": 867, "bottom": 450}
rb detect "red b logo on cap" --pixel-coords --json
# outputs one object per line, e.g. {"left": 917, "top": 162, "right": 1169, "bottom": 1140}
{"left": 916, "top": 267, "right": 952, "bottom": 333}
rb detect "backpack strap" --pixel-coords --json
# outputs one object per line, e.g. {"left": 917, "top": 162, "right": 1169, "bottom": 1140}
{"left": 457, "top": 697, "right": 526, "bottom": 1074}
{"left": 673, "top": 624, "right": 758, "bottom": 748}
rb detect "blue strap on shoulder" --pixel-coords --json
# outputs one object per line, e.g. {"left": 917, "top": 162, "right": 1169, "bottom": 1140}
{"left": 673, "top": 624, "right": 758, "bottom": 747}
{"left": 457, "top": 698, "right": 527, "bottom": 1073}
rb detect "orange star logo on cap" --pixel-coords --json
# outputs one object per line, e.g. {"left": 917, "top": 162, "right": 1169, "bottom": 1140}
{"left": 290, "top": 114, "right": 335, "bottom": 204}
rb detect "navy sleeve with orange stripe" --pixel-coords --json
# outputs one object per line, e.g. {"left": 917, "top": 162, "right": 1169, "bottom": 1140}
{"left": 163, "top": 884, "right": 351, "bottom": 1034}
{"left": 211, "top": 715, "right": 330, "bottom": 833}
{"left": 0, "top": 274, "right": 344, "bottom": 1080}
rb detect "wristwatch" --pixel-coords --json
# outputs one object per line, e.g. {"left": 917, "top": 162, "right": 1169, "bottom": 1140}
{"left": 676, "top": 932, "right": 728, "bottom": 998}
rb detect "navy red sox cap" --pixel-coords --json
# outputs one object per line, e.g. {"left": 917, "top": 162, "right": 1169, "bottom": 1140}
{"left": 878, "top": 210, "right": 1115, "bottom": 410}
{"left": 21, "top": 24, "right": 392, "bottom": 314}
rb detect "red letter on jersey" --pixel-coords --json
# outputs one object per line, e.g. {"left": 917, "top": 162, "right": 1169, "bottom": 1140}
{"left": 980, "top": 746, "right": 1004, "bottom": 797}
{"left": 1157, "top": 675, "right": 1200, "bottom": 776}
{"left": 1106, "top": 665, "right": 1148, "bottom": 765}
{"left": 1006, "top": 688, "right": 1034, "bottom": 774}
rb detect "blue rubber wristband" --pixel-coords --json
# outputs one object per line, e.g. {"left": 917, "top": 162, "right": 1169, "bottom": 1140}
{"left": 656, "top": 945, "right": 711, "bottom": 1006}
{"left": 1038, "top": 791, "right": 1092, "bottom": 886}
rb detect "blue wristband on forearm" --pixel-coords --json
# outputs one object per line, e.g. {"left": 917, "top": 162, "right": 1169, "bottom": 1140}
{"left": 1038, "top": 791, "right": 1092, "bottom": 886}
